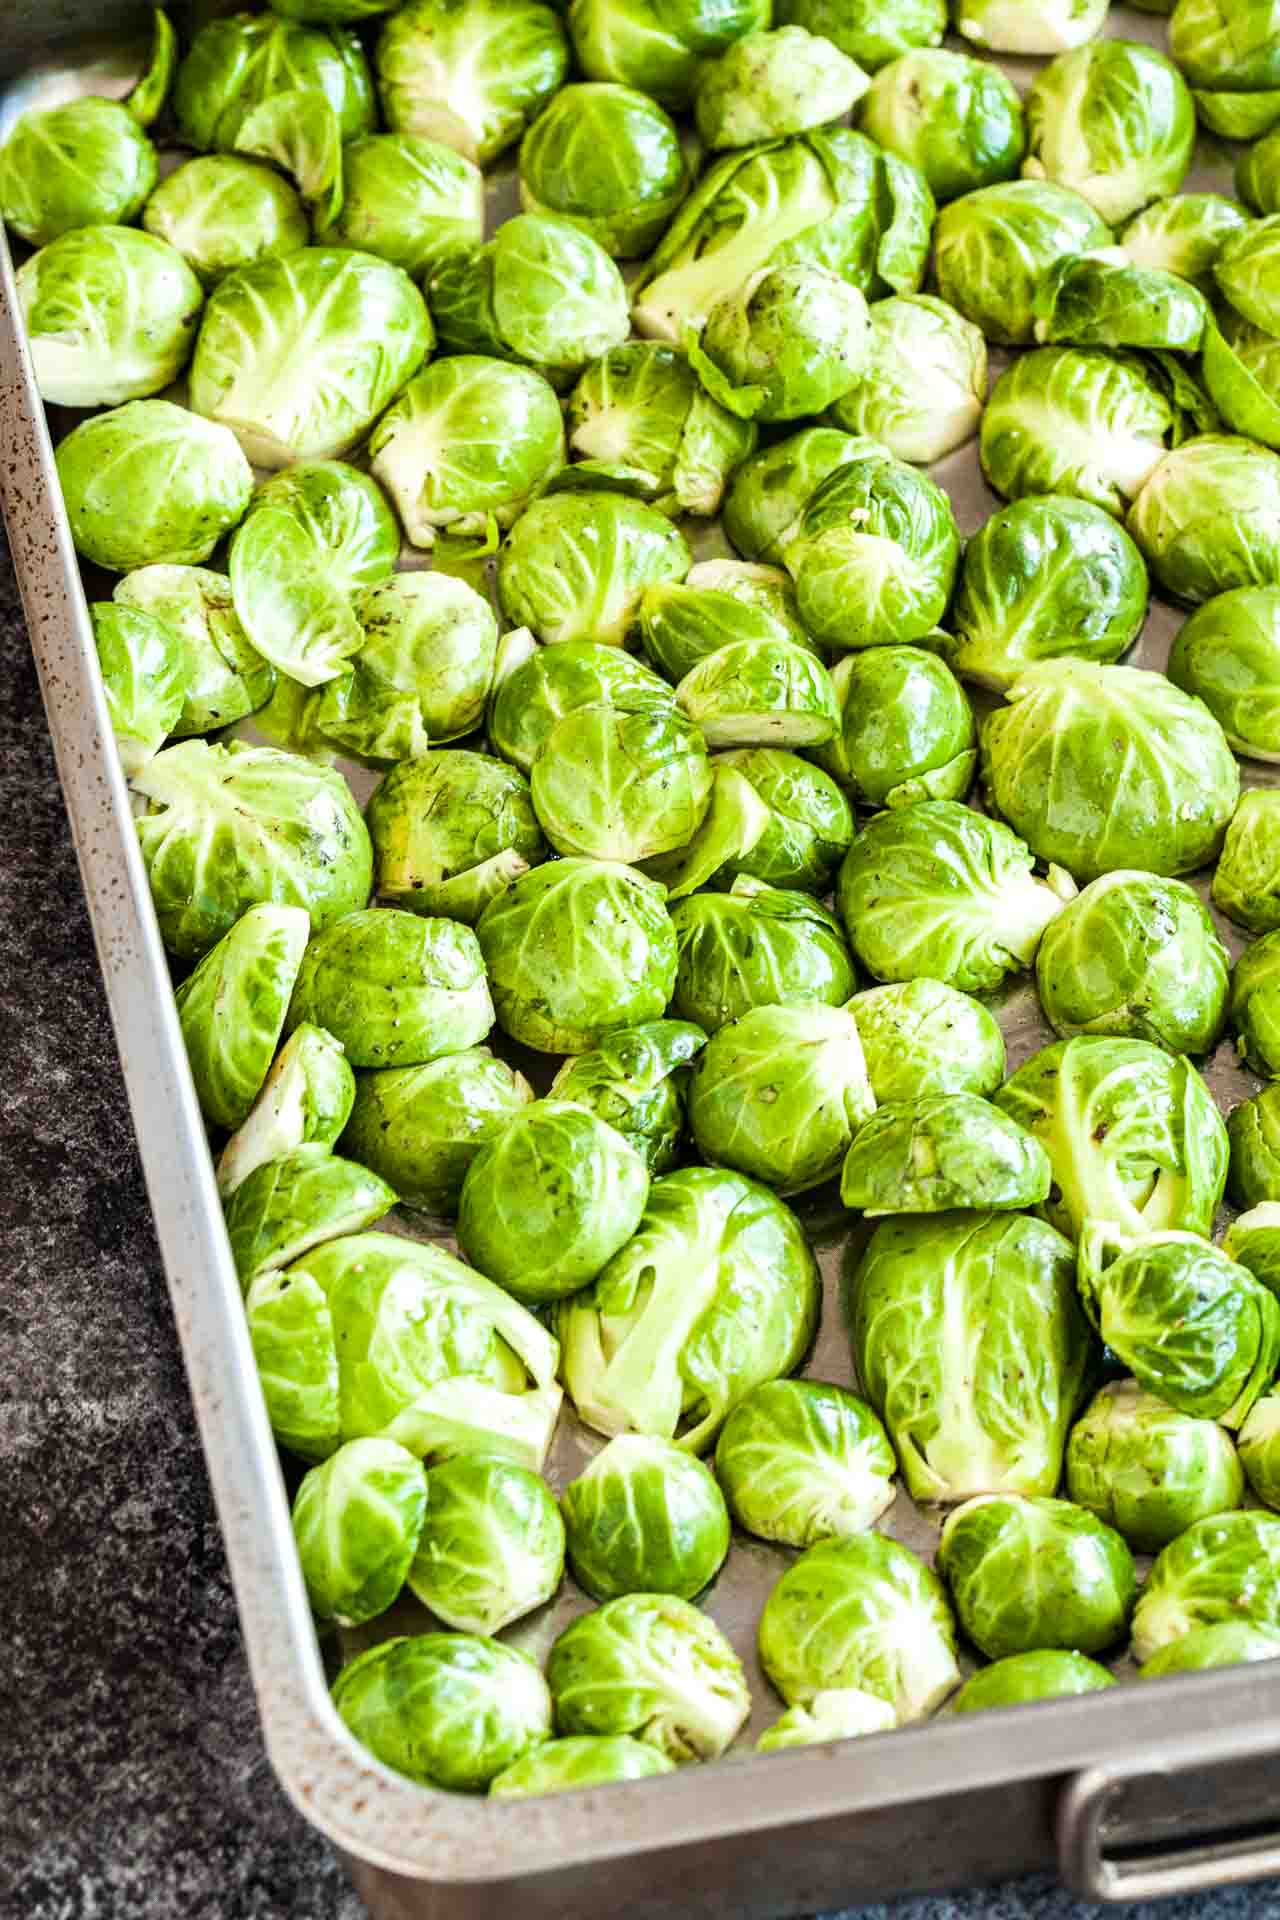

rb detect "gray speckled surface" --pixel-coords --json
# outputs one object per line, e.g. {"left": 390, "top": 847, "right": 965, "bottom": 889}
{"left": 2, "top": 513, "right": 1279, "bottom": 1920}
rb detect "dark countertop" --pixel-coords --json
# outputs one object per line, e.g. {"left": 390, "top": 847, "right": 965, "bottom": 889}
{"left": 3, "top": 514, "right": 1279, "bottom": 1920}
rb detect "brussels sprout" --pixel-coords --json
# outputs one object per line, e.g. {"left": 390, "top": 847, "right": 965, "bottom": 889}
{"left": 90, "top": 603, "right": 186, "bottom": 777}
{"left": 1228, "top": 1083, "right": 1280, "bottom": 1210}
{"left": 1035, "top": 873, "right": 1229, "bottom": 1056}
{"left": 377, "top": 0, "right": 567, "bottom": 165}
{"left": 407, "top": 1453, "right": 565, "bottom": 1633}
{"left": 1172, "top": 592, "right": 1280, "bottom": 767}
{"left": 688, "top": 1004, "right": 874, "bottom": 1195}
{"left": 631, "top": 129, "right": 933, "bottom": 344}
{"left": 367, "top": 753, "right": 544, "bottom": 925}
{"left": 0, "top": 98, "right": 157, "bottom": 247}
{"left": 1067, "top": 1380, "right": 1245, "bottom": 1554}
{"left": 341, "top": 1050, "right": 531, "bottom": 1218}
{"left": 491, "top": 1736, "right": 674, "bottom": 1795}
{"left": 695, "top": 27, "right": 870, "bottom": 150}
{"left": 670, "top": 878, "right": 857, "bottom": 1034}
{"left": 818, "top": 647, "right": 975, "bottom": 809}
{"left": 1225, "top": 1201, "right": 1280, "bottom": 1292}
{"left": 175, "top": 14, "right": 375, "bottom": 152}
{"left": 1241, "top": 128, "right": 1280, "bottom": 213}
{"left": 1140, "top": 1621, "right": 1280, "bottom": 1677}
{"left": 114, "top": 565, "right": 273, "bottom": 739}
{"left": 143, "top": 156, "right": 308, "bottom": 288}
{"left": 852, "top": 1210, "right": 1088, "bottom": 1502}
{"left": 939, "top": 1494, "right": 1135, "bottom": 1660}
{"left": 332, "top": 1633, "right": 552, "bottom": 1790}
{"left": 558, "top": 1165, "right": 820, "bottom": 1451}
{"left": 315, "top": 134, "right": 483, "bottom": 277}
{"left": 1131, "top": 1510, "right": 1280, "bottom": 1664}
{"left": 849, "top": 979, "right": 1005, "bottom": 1105}
{"left": 785, "top": 452, "right": 961, "bottom": 653}
{"left": 519, "top": 83, "right": 689, "bottom": 259}
{"left": 286, "top": 909, "right": 492, "bottom": 1070}
{"left": 532, "top": 706, "right": 712, "bottom": 863}
{"left": 227, "top": 87, "right": 343, "bottom": 227}
{"left": 1032, "top": 252, "right": 1208, "bottom": 353}
{"left": 569, "top": 0, "right": 768, "bottom": 108}
{"left": 217, "top": 1024, "right": 355, "bottom": 1198}
{"left": 950, "top": 1651, "right": 1115, "bottom": 1714}
{"left": 566, "top": 345, "right": 756, "bottom": 517}
{"left": 563, "top": 1435, "right": 730, "bottom": 1601}
{"left": 773, "top": 0, "right": 944, "bottom": 70}
{"left": 292, "top": 1437, "right": 426, "bottom": 1625}
{"left": 689, "top": 267, "right": 872, "bottom": 424}
{"left": 714, "top": 1378, "right": 895, "bottom": 1548}
{"left": 948, "top": 497, "right": 1148, "bottom": 692}
{"left": 498, "top": 493, "right": 691, "bottom": 648}
{"left": 1240, "top": 1393, "right": 1280, "bottom": 1509}
{"left": 1216, "top": 216, "right": 1280, "bottom": 339}
{"left": 175, "top": 904, "right": 309, "bottom": 1130}
{"left": 550, "top": 1022, "right": 706, "bottom": 1173}
{"left": 1121, "top": 192, "right": 1253, "bottom": 292}
{"left": 722, "top": 426, "right": 875, "bottom": 566}
{"left": 995, "top": 1038, "right": 1228, "bottom": 1243}
{"left": 933, "top": 180, "right": 1111, "bottom": 347}
{"left": 56, "top": 401, "right": 253, "bottom": 576}
{"left": 478, "top": 858, "right": 677, "bottom": 1054}
{"left": 1023, "top": 41, "right": 1195, "bottom": 228}
{"left": 1128, "top": 435, "right": 1280, "bottom": 603}
{"left": 547, "top": 1593, "right": 750, "bottom": 1761}
{"left": 1214, "top": 791, "right": 1280, "bottom": 933}
{"left": 1170, "top": 0, "right": 1280, "bottom": 95}
{"left": 1231, "top": 928, "right": 1280, "bottom": 1073}
{"left": 245, "top": 1263, "right": 341, "bottom": 1461}
{"left": 223, "top": 1146, "right": 396, "bottom": 1287}
{"left": 189, "top": 248, "right": 431, "bottom": 469}
{"left": 834, "top": 800, "right": 1071, "bottom": 993}
{"left": 757, "top": 1689, "right": 898, "bottom": 1749}
{"left": 981, "top": 661, "right": 1239, "bottom": 884}
{"left": 708, "top": 747, "right": 852, "bottom": 893}
{"left": 842, "top": 1096, "right": 1049, "bottom": 1216}
{"left": 859, "top": 50, "right": 1024, "bottom": 204}
{"left": 759, "top": 1533, "right": 960, "bottom": 1719}
{"left": 954, "top": 0, "right": 1108, "bottom": 52}
{"left": 489, "top": 637, "right": 675, "bottom": 776}
{"left": 831, "top": 294, "right": 987, "bottom": 466}
{"left": 676, "top": 641, "right": 839, "bottom": 749}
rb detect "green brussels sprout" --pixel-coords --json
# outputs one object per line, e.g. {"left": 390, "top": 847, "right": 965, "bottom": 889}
{"left": 1031, "top": 251, "right": 1208, "bottom": 353}
{"left": 315, "top": 134, "right": 483, "bottom": 276}
{"left": 948, "top": 496, "right": 1149, "bottom": 692}
{"left": 1067, "top": 1380, "right": 1246, "bottom": 1553}
{"left": 950, "top": 1651, "right": 1115, "bottom": 1714}
{"left": 1120, "top": 191, "right": 1253, "bottom": 290}
{"left": 90, "top": 603, "right": 186, "bottom": 777}
{"left": 550, "top": 1022, "right": 706, "bottom": 1173}
{"left": 175, "top": 14, "right": 374, "bottom": 152}
{"left": 939, "top": 1494, "right": 1135, "bottom": 1660}
{"left": 835, "top": 799, "right": 1071, "bottom": 993}
{"left": 566, "top": 344, "right": 757, "bottom": 517}
{"left": 489, "top": 635, "right": 675, "bottom": 776}
{"left": 1170, "top": 0, "right": 1280, "bottom": 95}
{"left": 341, "top": 1050, "right": 532, "bottom": 1216}
{"left": 688, "top": 1003, "right": 875, "bottom": 1194}
{"left": 498, "top": 493, "right": 691, "bottom": 648}
{"left": 757, "top": 1688, "right": 898, "bottom": 1749}
{"left": 531, "top": 705, "right": 712, "bottom": 862}
{"left": 245, "top": 1263, "right": 342, "bottom": 1461}
{"left": 773, "top": 0, "right": 944, "bottom": 71}
{"left": 176, "top": 904, "right": 310, "bottom": 1131}
{"left": 933, "top": 180, "right": 1111, "bottom": 347}
{"left": 0, "top": 98, "right": 157, "bottom": 247}
{"left": 1131, "top": 1510, "right": 1280, "bottom": 1664}
{"left": 1217, "top": 213, "right": 1280, "bottom": 338}
{"left": 136, "top": 741, "right": 371, "bottom": 961}
{"left": 722, "top": 426, "right": 876, "bottom": 566}
{"left": 785, "top": 451, "right": 960, "bottom": 653}
{"left": 558, "top": 1165, "right": 820, "bottom": 1451}
{"left": 189, "top": 248, "right": 431, "bottom": 469}
{"left": 292, "top": 1437, "right": 426, "bottom": 1625}
{"left": 842, "top": 1095, "right": 1049, "bottom": 1216}
{"left": 115, "top": 564, "right": 275, "bottom": 738}
{"left": 491, "top": 1736, "right": 675, "bottom": 1796}
{"left": 407, "top": 1453, "right": 565, "bottom": 1633}
{"left": 1214, "top": 791, "right": 1280, "bottom": 932}
{"left": 286, "top": 909, "right": 492, "bottom": 1069}
{"left": 1023, "top": 41, "right": 1195, "bottom": 227}
{"left": 367, "top": 752, "right": 544, "bottom": 925}
{"left": 981, "top": 661, "right": 1239, "bottom": 884}
{"left": 707, "top": 747, "right": 852, "bottom": 893}
{"left": 689, "top": 267, "right": 872, "bottom": 424}
{"left": 859, "top": 49, "right": 1024, "bottom": 204}
{"left": 631, "top": 129, "right": 933, "bottom": 344}
{"left": 848, "top": 979, "right": 1005, "bottom": 1105}
{"left": 670, "top": 878, "right": 857, "bottom": 1034}
{"left": 1228, "top": 1082, "right": 1280, "bottom": 1209}
{"left": 478, "top": 858, "right": 677, "bottom": 1053}
{"left": 676, "top": 640, "right": 839, "bottom": 749}
{"left": 851, "top": 1210, "right": 1089, "bottom": 1502}
{"left": 519, "top": 83, "right": 689, "bottom": 260}
{"left": 995, "top": 1038, "right": 1228, "bottom": 1243}
{"left": 759, "top": 1533, "right": 960, "bottom": 1719}
{"left": 223, "top": 1145, "right": 396, "bottom": 1287}
{"left": 569, "top": 0, "right": 769, "bottom": 108}
{"left": 56, "top": 401, "right": 253, "bottom": 575}
{"left": 1240, "top": 1393, "right": 1280, "bottom": 1508}
{"left": 954, "top": 0, "right": 1108, "bottom": 51}
{"left": 143, "top": 156, "right": 308, "bottom": 288}
{"left": 830, "top": 294, "right": 987, "bottom": 466}
{"left": 225, "top": 85, "right": 344, "bottom": 228}
{"left": 1225, "top": 1201, "right": 1280, "bottom": 1292}
{"left": 1231, "top": 928, "right": 1280, "bottom": 1073}
{"left": 818, "top": 647, "right": 975, "bottom": 808}
{"left": 1128, "top": 435, "right": 1280, "bottom": 604}
{"left": 17, "top": 226, "right": 202, "bottom": 410}
{"left": 376, "top": 0, "right": 568, "bottom": 165}
{"left": 695, "top": 27, "right": 870, "bottom": 150}
{"left": 332, "top": 1633, "right": 552, "bottom": 1791}
{"left": 369, "top": 356, "right": 565, "bottom": 550}
{"left": 714, "top": 1378, "right": 895, "bottom": 1548}
{"left": 547, "top": 1593, "right": 750, "bottom": 1761}
{"left": 1240, "top": 128, "right": 1280, "bottom": 213}
{"left": 1035, "top": 872, "right": 1229, "bottom": 1056}
{"left": 217, "top": 1024, "right": 355, "bottom": 1198}
{"left": 563, "top": 1435, "right": 730, "bottom": 1600}
{"left": 1140, "top": 1621, "right": 1280, "bottom": 1678}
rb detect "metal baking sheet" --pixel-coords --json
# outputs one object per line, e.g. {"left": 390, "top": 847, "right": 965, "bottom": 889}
{"left": 5, "top": 4, "right": 1280, "bottom": 1913}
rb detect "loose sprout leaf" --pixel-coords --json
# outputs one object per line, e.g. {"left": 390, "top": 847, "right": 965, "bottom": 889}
{"left": 127, "top": 8, "right": 179, "bottom": 129}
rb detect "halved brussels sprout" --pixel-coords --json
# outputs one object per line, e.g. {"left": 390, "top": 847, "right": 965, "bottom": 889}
{"left": 819, "top": 646, "right": 975, "bottom": 808}
{"left": 217, "top": 1025, "right": 354, "bottom": 1198}
{"left": 115, "top": 564, "right": 275, "bottom": 738}
{"left": 710, "top": 747, "right": 853, "bottom": 893}
{"left": 144, "top": 156, "right": 309, "bottom": 287}
{"left": 1128, "top": 435, "right": 1280, "bottom": 604}
{"left": 1120, "top": 190, "right": 1253, "bottom": 290}
{"left": 491, "top": 1736, "right": 674, "bottom": 1796}
{"left": 859, "top": 49, "right": 1024, "bottom": 204}
{"left": 286, "top": 909, "right": 492, "bottom": 1069}
{"left": 676, "top": 640, "right": 839, "bottom": 749}
{"left": 939, "top": 1494, "right": 1135, "bottom": 1660}
{"left": 489, "top": 635, "right": 675, "bottom": 776}
{"left": 1131, "top": 1511, "right": 1280, "bottom": 1665}
{"left": 1172, "top": 589, "right": 1280, "bottom": 760}
{"left": 757, "top": 1688, "right": 898, "bottom": 1749}
{"left": 292, "top": 1437, "right": 426, "bottom": 1626}
{"left": 407, "top": 1453, "right": 565, "bottom": 1633}
{"left": 1024, "top": 41, "right": 1195, "bottom": 227}
{"left": 1032, "top": 252, "right": 1208, "bottom": 353}
{"left": 831, "top": 293, "right": 987, "bottom": 466}
{"left": 639, "top": 568, "right": 812, "bottom": 685}
{"left": 722, "top": 425, "right": 876, "bottom": 565}
{"left": 498, "top": 492, "right": 691, "bottom": 647}
{"left": 1240, "top": 1394, "right": 1280, "bottom": 1508}
{"left": 547, "top": 1593, "right": 750, "bottom": 1761}
{"left": 1217, "top": 213, "right": 1280, "bottom": 337}
{"left": 1231, "top": 928, "right": 1280, "bottom": 1073}
{"left": 689, "top": 266, "right": 872, "bottom": 424}
{"left": 842, "top": 1095, "right": 1049, "bottom": 1216}
{"left": 175, "top": 13, "right": 374, "bottom": 151}
{"left": 550, "top": 1022, "right": 706, "bottom": 1173}
{"left": 341, "top": 1050, "right": 531, "bottom": 1217}
{"left": 954, "top": 0, "right": 1108, "bottom": 52}
{"left": 90, "top": 603, "right": 186, "bottom": 777}
{"left": 714, "top": 1378, "right": 895, "bottom": 1549}
{"left": 851, "top": 1210, "right": 1089, "bottom": 1503}
{"left": 695, "top": 27, "right": 870, "bottom": 150}
{"left": 759, "top": 1533, "right": 960, "bottom": 1720}
{"left": 223, "top": 1145, "right": 396, "bottom": 1287}
{"left": 773, "top": 0, "right": 944, "bottom": 70}
{"left": 1067, "top": 1380, "right": 1245, "bottom": 1554}
{"left": 532, "top": 705, "right": 712, "bottom": 862}
{"left": 1140, "top": 1622, "right": 1280, "bottom": 1678}
{"left": 1224, "top": 1201, "right": 1280, "bottom": 1293}
{"left": 566, "top": 344, "right": 756, "bottom": 517}
{"left": 18, "top": 226, "right": 202, "bottom": 410}
{"left": 1214, "top": 791, "right": 1280, "bottom": 932}
{"left": 317, "top": 134, "right": 483, "bottom": 276}
{"left": 1228, "top": 1082, "right": 1280, "bottom": 1209}
{"left": 519, "top": 83, "right": 689, "bottom": 259}
{"left": 569, "top": 0, "right": 769, "bottom": 108}
{"left": 562, "top": 1435, "right": 730, "bottom": 1600}
{"left": 980, "top": 348, "right": 1179, "bottom": 518}
{"left": 848, "top": 979, "right": 1005, "bottom": 1105}
{"left": 951, "top": 1651, "right": 1114, "bottom": 1713}
{"left": 0, "top": 98, "right": 158, "bottom": 247}
{"left": 176, "top": 904, "right": 309, "bottom": 1131}
{"left": 367, "top": 752, "right": 544, "bottom": 924}
{"left": 933, "top": 180, "right": 1111, "bottom": 346}
{"left": 669, "top": 878, "right": 857, "bottom": 1034}
{"left": 377, "top": 0, "right": 568, "bottom": 165}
